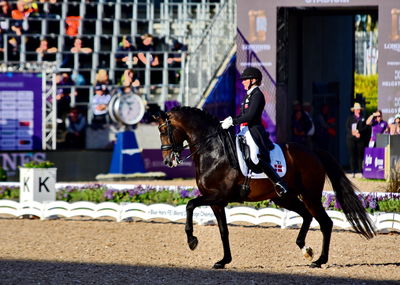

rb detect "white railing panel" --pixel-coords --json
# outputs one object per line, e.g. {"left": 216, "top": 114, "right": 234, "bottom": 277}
{"left": 0, "top": 200, "right": 399, "bottom": 232}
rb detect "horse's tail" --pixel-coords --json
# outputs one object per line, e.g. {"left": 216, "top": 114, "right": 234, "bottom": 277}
{"left": 315, "top": 149, "right": 376, "bottom": 239}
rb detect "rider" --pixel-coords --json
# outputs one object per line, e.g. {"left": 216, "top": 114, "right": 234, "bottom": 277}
{"left": 220, "top": 66, "right": 288, "bottom": 197}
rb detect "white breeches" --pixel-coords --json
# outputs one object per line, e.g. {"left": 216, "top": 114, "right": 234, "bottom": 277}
{"left": 238, "top": 126, "right": 260, "bottom": 165}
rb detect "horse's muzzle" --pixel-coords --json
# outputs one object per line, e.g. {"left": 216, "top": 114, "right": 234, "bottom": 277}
{"left": 163, "top": 156, "right": 179, "bottom": 168}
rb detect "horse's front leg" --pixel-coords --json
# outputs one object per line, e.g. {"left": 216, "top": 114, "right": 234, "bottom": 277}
{"left": 185, "top": 196, "right": 206, "bottom": 251}
{"left": 210, "top": 204, "right": 232, "bottom": 269}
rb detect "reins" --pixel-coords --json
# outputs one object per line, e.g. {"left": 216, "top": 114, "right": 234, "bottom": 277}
{"left": 159, "top": 118, "right": 220, "bottom": 164}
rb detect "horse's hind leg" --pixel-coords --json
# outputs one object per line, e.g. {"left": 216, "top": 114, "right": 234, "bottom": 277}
{"left": 274, "top": 196, "right": 314, "bottom": 260}
{"left": 307, "top": 205, "right": 333, "bottom": 268}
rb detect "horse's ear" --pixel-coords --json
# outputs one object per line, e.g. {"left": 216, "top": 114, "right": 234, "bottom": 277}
{"left": 153, "top": 111, "right": 167, "bottom": 121}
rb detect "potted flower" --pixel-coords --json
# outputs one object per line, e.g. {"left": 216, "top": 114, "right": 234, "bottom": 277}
{"left": 19, "top": 161, "right": 57, "bottom": 203}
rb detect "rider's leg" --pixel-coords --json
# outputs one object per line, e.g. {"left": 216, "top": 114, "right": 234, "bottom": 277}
{"left": 259, "top": 158, "right": 288, "bottom": 197}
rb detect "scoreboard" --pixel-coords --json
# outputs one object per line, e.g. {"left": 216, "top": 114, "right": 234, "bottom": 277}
{"left": 0, "top": 73, "right": 43, "bottom": 150}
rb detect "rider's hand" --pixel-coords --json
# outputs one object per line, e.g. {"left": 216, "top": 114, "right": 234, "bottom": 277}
{"left": 220, "top": 116, "right": 233, "bottom": 129}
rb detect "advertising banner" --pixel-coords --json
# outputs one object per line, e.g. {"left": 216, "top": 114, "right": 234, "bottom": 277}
{"left": 142, "top": 149, "right": 195, "bottom": 178}
{"left": 0, "top": 73, "right": 42, "bottom": 151}
{"left": 378, "top": 1, "right": 400, "bottom": 120}
{"left": 363, "top": 147, "right": 385, "bottom": 179}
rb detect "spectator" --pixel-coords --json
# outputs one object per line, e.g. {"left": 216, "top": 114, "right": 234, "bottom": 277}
{"left": 137, "top": 34, "right": 159, "bottom": 66}
{"left": 115, "top": 35, "right": 137, "bottom": 69}
{"left": 91, "top": 84, "right": 111, "bottom": 130}
{"left": 0, "top": 1, "right": 11, "bottom": 19}
{"left": 291, "top": 109, "right": 309, "bottom": 145}
{"left": 64, "top": 107, "right": 86, "bottom": 148}
{"left": 7, "top": 21, "right": 23, "bottom": 61}
{"left": 302, "top": 102, "right": 315, "bottom": 150}
{"left": 314, "top": 104, "right": 337, "bottom": 154}
{"left": 61, "top": 37, "right": 92, "bottom": 68}
{"left": 70, "top": 37, "right": 92, "bottom": 53}
{"left": 118, "top": 68, "right": 140, "bottom": 92}
{"left": 35, "top": 38, "right": 58, "bottom": 61}
{"left": 11, "top": 1, "right": 28, "bottom": 20}
{"left": 0, "top": 26, "right": 5, "bottom": 56}
{"left": 137, "top": 34, "right": 161, "bottom": 84}
{"left": 346, "top": 102, "right": 369, "bottom": 178}
{"left": 167, "top": 39, "right": 187, "bottom": 84}
{"left": 95, "top": 69, "right": 111, "bottom": 86}
{"left": 387, "top": 113, "right": 400, "bottom": 135}
{"left": 366, "top": 110, "right": 388, "bottom": 147}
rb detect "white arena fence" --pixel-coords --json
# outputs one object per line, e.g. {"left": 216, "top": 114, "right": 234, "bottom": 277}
{"left": 0, "top": 199, "right": 399, "bottom": 233}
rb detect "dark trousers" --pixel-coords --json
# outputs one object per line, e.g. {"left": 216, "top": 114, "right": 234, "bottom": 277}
{"left": 346, "top": 138, "right": 365, "bottom": 174}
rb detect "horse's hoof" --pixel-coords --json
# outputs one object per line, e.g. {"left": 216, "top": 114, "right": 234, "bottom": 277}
{"left": 213, "top": 263, "right": 225, "bottom": 269}
{"left": 188, "top": 236, "right": 198, "bottom": 251}
{"left": 310, "top": 262, "right": 321, "bottom": 268}
{"left": 302, "top": 246, "right": 314, "bottom": 261}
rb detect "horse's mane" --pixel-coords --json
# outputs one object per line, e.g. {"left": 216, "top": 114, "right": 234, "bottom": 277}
{"left": 169, "top": 106, "right": 219, "bottom": 127}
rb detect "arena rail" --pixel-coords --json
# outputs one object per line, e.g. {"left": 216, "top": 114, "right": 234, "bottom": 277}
{"left": 0, "top": 200, "right": 399, "bottom": 232}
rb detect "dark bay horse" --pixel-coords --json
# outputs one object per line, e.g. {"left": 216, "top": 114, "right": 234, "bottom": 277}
{"left": 155, "top": 106, "right": 375, "bottom": 269}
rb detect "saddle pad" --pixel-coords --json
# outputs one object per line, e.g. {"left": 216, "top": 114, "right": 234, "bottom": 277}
{"left": 236, "top": 141, "right": 287, "bottom": 179}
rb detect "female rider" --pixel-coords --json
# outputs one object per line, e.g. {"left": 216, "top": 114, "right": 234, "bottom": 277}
{"left": 220, "top": 67, "right": 288, "bottom": 196}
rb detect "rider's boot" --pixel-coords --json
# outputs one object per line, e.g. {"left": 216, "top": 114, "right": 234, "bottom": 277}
{"left": 259, "top": 159, "right": 288, "bottom": 197}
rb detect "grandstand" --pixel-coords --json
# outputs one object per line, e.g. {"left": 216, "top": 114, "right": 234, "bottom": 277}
{"left": 0, "top": 0, "right": 236, "bottom": 138}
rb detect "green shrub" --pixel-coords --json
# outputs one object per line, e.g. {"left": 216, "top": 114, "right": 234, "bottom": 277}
{"left": 22, "top": 161, "right": 55, "bottom": 168}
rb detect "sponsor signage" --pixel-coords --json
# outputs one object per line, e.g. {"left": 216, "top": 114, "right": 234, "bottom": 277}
{"left": 142, "top": 149, "right": 195, "bottom": 178}
{"left": 0, "top": 73, "right": 42, "bottom": 151}
{"left": 363, "top": 147, "right": 385, "bottom": 179}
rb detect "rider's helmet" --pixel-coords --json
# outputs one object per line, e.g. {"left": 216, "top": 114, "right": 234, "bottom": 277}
{"left": 240, "top": 67, "right": 262, "bottom": 85}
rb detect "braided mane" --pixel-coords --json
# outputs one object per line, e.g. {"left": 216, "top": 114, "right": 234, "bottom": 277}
{"left": 169, "top": 106, "right": 219, "bottom": 127}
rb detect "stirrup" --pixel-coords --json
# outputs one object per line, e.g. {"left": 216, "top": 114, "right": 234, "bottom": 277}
{"left": 275, "top": 182, "right": 288, "bottom": 197}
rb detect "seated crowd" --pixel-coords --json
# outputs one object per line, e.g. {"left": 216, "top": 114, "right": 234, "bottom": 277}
{"left": 0, "top": 0, "right": 187, "bottom": 149}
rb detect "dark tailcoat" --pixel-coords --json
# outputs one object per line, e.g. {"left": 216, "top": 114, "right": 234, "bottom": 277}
{"left": 232, "top": 87, "right": 272, "bottom": 159}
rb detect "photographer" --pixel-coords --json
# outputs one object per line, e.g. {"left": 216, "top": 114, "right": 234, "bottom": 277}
{"left": 366, "top": 110, "right": 388, "bottom": 147}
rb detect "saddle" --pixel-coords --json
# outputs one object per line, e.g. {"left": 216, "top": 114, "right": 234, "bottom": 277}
{"left": 236, "top": 135, "right": 287, "bottom": 179}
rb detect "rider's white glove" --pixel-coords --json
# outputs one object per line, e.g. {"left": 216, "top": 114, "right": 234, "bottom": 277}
{"left": 220, "top": 116, "right": 233, "bottom": 129}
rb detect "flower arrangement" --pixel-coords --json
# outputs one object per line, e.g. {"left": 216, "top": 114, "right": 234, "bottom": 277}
{"left": 1, "top": 184, "right": 400, "bottom": 213}
{"left": 21, "top": 161, "right": 55, "bottom": 168}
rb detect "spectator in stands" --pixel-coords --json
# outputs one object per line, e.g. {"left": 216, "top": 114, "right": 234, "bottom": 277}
{"left": 35, "top": 38, "right": 58, "bottom": 61}
{"left": 95, "top": 69, "right": 111, "bottom": 86}
{"left": 11, "top": 1, "right": 26, "bottom": 20}
{"left": 0, "top": 25, "right": 5, "bottom": 57}
{"left": 118, "top": 68, "right": 140, "bottom": 93}
{"left": 55, "top": 73, "right": 73, "bottom": 121}
{"left": 137, "top": 33, "right": 159, "bottom": 67}
{"left": 7, "top": 21, "right": 23, "bottom": 61}
{"left": 70, "top": 37, "right": 92, "bottom": 53}
{"left": 366, "top": 110, "right": 388, "bottom": 147}
{"left": 115, "top": 36, "right": 137, "bottom": 69}
{"left": 61, "top": 37, "right": 92, "bottom": 68}
{"left": 64, "top": 107, "right": 86, "bottom": 148}
{"left": 91, "top": 84, "right": 111, "bottom": 130}
{"left": 137, "top": 34, "right": 161, "bottom": 84}
{"left": 0, "top": 1, "right": 11, "bottom": 19}
{"left": 167, "top": 39, "right": 187, "bottom": 84}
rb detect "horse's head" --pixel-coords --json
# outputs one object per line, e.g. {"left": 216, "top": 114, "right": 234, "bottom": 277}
{"left": 154, "top": 110, "right": 187, "bottom": 168}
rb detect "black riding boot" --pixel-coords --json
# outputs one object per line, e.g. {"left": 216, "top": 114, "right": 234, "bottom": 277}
{"left": 259, "top": 159, "right": 288, "bottom": 197}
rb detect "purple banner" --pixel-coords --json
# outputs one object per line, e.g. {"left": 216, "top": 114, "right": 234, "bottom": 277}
{"left": 363, "top": 147, "right": 385, "bottom": 180}
{"left": 142, "top": 149, "right": 195, "bottom": 179}
{"left": 0, "top": 73, "right": 43, "bottom": 150}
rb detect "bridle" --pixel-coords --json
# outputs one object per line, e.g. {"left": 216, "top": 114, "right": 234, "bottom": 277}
{"left": 159, "top": 118, "right": 186, "bottom": 164}
{"left": 158, "top": 117, "right": 220, "bottom": 165}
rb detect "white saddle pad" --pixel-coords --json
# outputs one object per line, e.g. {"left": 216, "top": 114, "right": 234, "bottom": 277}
{"left": 236, "top": 141, "right": 287, "bottom": 179}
